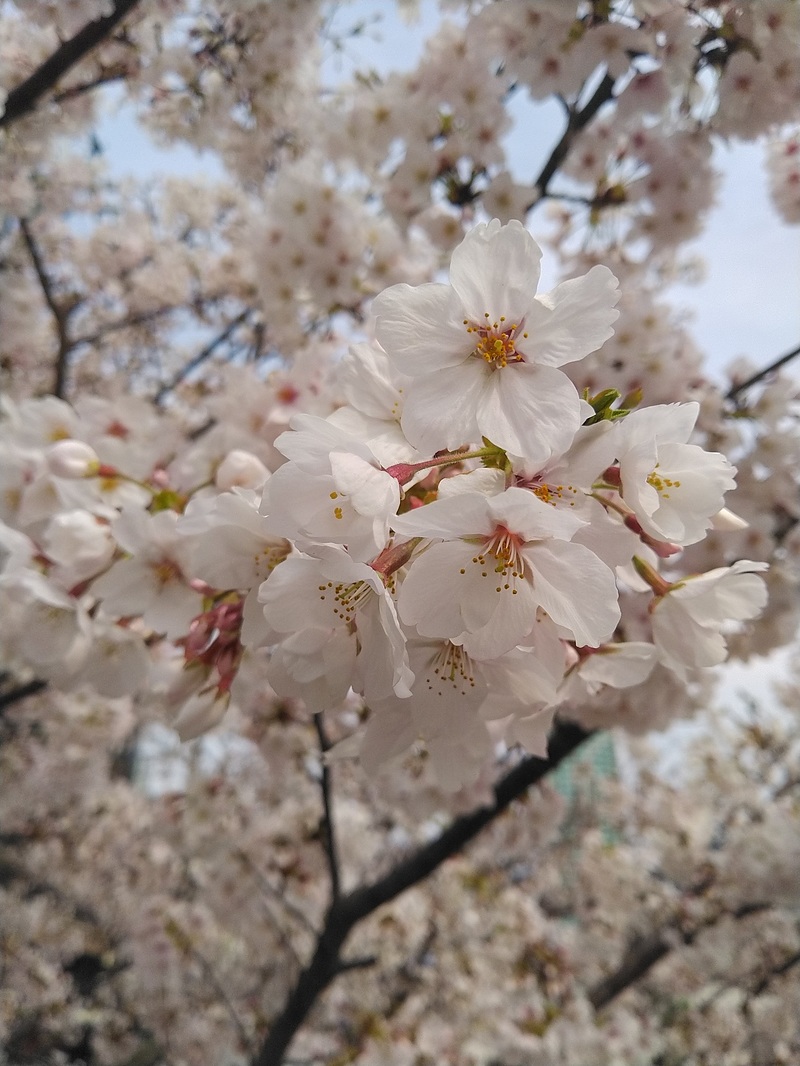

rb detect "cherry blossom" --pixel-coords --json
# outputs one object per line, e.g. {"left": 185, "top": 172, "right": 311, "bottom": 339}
{"left": 1, "top": 1, "right": 799, "bottom": 1060}
{"left": 373, "top": 220, "right": 620, "bottom": 463}
{"left": 393, "top": 486, "right": 620, "bottom": 657}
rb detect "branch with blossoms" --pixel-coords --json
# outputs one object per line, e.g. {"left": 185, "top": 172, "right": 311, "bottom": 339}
{"left": 0, "top": 222, "right": 778, "bottom": 1062}
{"left": 253, "top": 721, "right": 590, "bottom": 1065}
{"left": 588, "top": 900, "right": 770, "bottom": 1012}
{"left": 533, "top": 72, "right": 616, "bottom": 203}
{"left": 0, "top": 0, "right": 142, "bottom": 128}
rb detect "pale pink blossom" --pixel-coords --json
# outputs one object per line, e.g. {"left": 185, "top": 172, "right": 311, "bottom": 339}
{"left": 373, "top": 219, "right": 620, "bottom": 464}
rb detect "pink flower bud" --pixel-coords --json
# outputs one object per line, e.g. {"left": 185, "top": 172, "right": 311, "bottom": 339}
{"left": 45, "top": 440, "right": 100, "bottom": 479}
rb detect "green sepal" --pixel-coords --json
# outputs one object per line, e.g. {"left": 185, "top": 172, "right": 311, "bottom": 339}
{"left": 150, "top": 488, "right": 187, "bottom": 514}
{"left": 479, "top": 437, "right": 511, "bottom": 473}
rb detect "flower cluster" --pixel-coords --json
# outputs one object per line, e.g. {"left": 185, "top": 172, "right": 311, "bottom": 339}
{"left": 0, "top": 219, "right": 770, "bottom": 789}
{"left": 250, "top": 221, "right": 767, "bottom": 787}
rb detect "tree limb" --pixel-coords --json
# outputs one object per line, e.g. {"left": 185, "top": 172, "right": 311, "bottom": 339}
{"left": 72, "top": 305, "right": 179, "bottom": 348}
{"left": 589, "top": 901, "right": 771, "bottom": 1011}
{"left": 726, "top": 341, "right": 800, "bottom": 402}
{"left": 0, "top": 0, "right": 142, "bottom": 129}
{"left": 0, "top": 679, "right": 47, "bottom": 715}
{"left": 252, "top": 720, "right": 590, "bottom": 1066}
{"left": 19, "top": 218, "right": 73, "bottom": 398}
{"left": 532, "top": 72, "right": 616, "bottom": 202}
{"left": 153, "top": 310, "right": 251, "bottom": 405}
{"left": 313, "top": 712, "right": 341, "bottom": 903}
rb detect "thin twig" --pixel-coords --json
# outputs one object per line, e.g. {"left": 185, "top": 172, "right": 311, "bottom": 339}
{"left": 313, "top": 712, "right": 341, "bottom": 903}
{"left": 333, "top": 954, "right": 377, "bottom": 975}
{"left": 19, "top": 218, "right": 73, "bottom": 398}
{"left": 72, "top": 305, "right": 178, "bottom": 348}
{"left": 190, "top": 942, "right": 253, "bottom": 1053}
{"left": 532, "top": 72, "right": 616, "bottom": 202}
{"left": 726, "top": 341, "right": 800, "bottom": 402}
{"left": 238, "top": 852, "right": 319, "bottom": 938}
{"left": 153, "top": 310, "right": 251, "bottom": 404}
{"left": 252, "top": 720, "right": 590, "bottom": 1066}
{"left": 237, "top": 856, "right": 310, "bottom": 970}
{"left": 52, "top": 70, "right": 129, "bottom": 105}
{"left": 0, "top": 0, "right": 142, "bottom": 128}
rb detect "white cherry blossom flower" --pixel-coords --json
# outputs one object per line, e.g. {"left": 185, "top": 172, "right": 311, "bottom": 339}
{"left": 179, "top": 489, "right": 290, "bottom": 593}
{"left": 43, "top": 510, "right": 116, "bottom": 587}
{"left": 561, "top": 641, "right": 659, "bottom": 700}
{"left": 91, "top": 508, "right": 202, "bottom": 640}
{"left": 393, "top": 486, "right": 620, "bottom": 657}
{"left": 69, "top": 622, "right": 150, "bottom": 698}
{"left": 45, "top": 439, "right": 100, "bottom": 479}
{"left": 361, "top": 639, "right": 494, "bottom": 791}
{"left": 258, "top": 546, "right": 413, "bottom": 706}
{"left": 651, "top": 561, "right": 769, "bottom": 677}
{"left": 373, "top": 219, "right": 620, "bottom": 463}
{"left": 616, "top": 403, "right": 737, "bottom": 546}
{"left": 261, "top": 416, "right": 401, "bottom": 561}
{"left": 0, "top": 569, "right": 91, "bottom": 669}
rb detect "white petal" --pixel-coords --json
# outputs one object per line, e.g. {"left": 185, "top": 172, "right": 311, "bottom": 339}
{"left": 523, "top": 540, "right": 620, "bottom": 647}
{"left": 329, "top": 452, "right": 399, "bottom": 519}
{"left": 478, "top": 364, "right": 582, "bottom": 463}
{"left": 487, "top": 486, "right": 586, "bottom": 542}
{"left": 400, "top": 362, "right": 485, "bottom": 453}
{"left": 373, "top": 283, "right": 469, "bottom": 375}
{"left": 521, "top": 265, "right": 620, "bottom": 368}
{"left": 449, "top": 219, "right": 542, "bottom": 324}
{"left": 397, "top": 540, "right": 477, "bottom": 639}
{"left": 392, "top": 492, "right": 494, "bottom": 541}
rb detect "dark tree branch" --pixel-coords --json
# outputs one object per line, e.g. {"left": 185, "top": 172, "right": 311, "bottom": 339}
{"left": 73, "top": 305, "right": 179, "bottom": 348}
{"left": 19, "top": 218, "right": 74, "bottom": 398}
{"left": 333, "top": 954, "right": 377, "bottom": 975}
{"left": 532, "top": 72, "right": 616, "bottom": 202}
{"left": 153, "top": 310, "right": 251, "bottom": 404}
{"left": 726, "top": 341, "right": 800, "bottom": 402}
{"left": 252, "top": 720, "right": 590, "bottom": 1066}
{"left": 0, "top": 0, "right": 143, "bottom": 129}
{"left": 0, "top": 679, "right": 47, "bottom": 714}
{"left": 749, "top": 947, "right": 800, "bottom": 998}
{"left": 589, "top": 901, "right": 770, "bottom": 1011}
{"left": 52, "top": 69, "right": 129, "bottom": 106}
{"left": 589, "top": 929, "right": 672, "bottom": 1010}
{"left": 313, "top": 713, "right": 341, "bottom": 903}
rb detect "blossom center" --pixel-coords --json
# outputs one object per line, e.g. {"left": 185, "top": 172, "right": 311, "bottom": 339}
{"left": 647, "top": 464, "right": 681, "bottom": 499}
{"left": 152, "top": 557, "right": 183, "bottom": 587}
{"left": 317, "top": 578, "right": 373, "bottom": 626}
{"left": 465, "top": 314, "right": 529, "bottom": 369}
{"left": 483, "top": 524, "right": 526, "bottom": 579}
{"left": 425, "top": 642, "right": 477, "bottom": 697}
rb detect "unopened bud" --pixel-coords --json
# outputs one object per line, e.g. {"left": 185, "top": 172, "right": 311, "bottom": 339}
{"left": 46, "top": 440, "right": 100, "bottom": 479}
{"left": 215, "top": 449, "right": 269, "bottom": 491}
